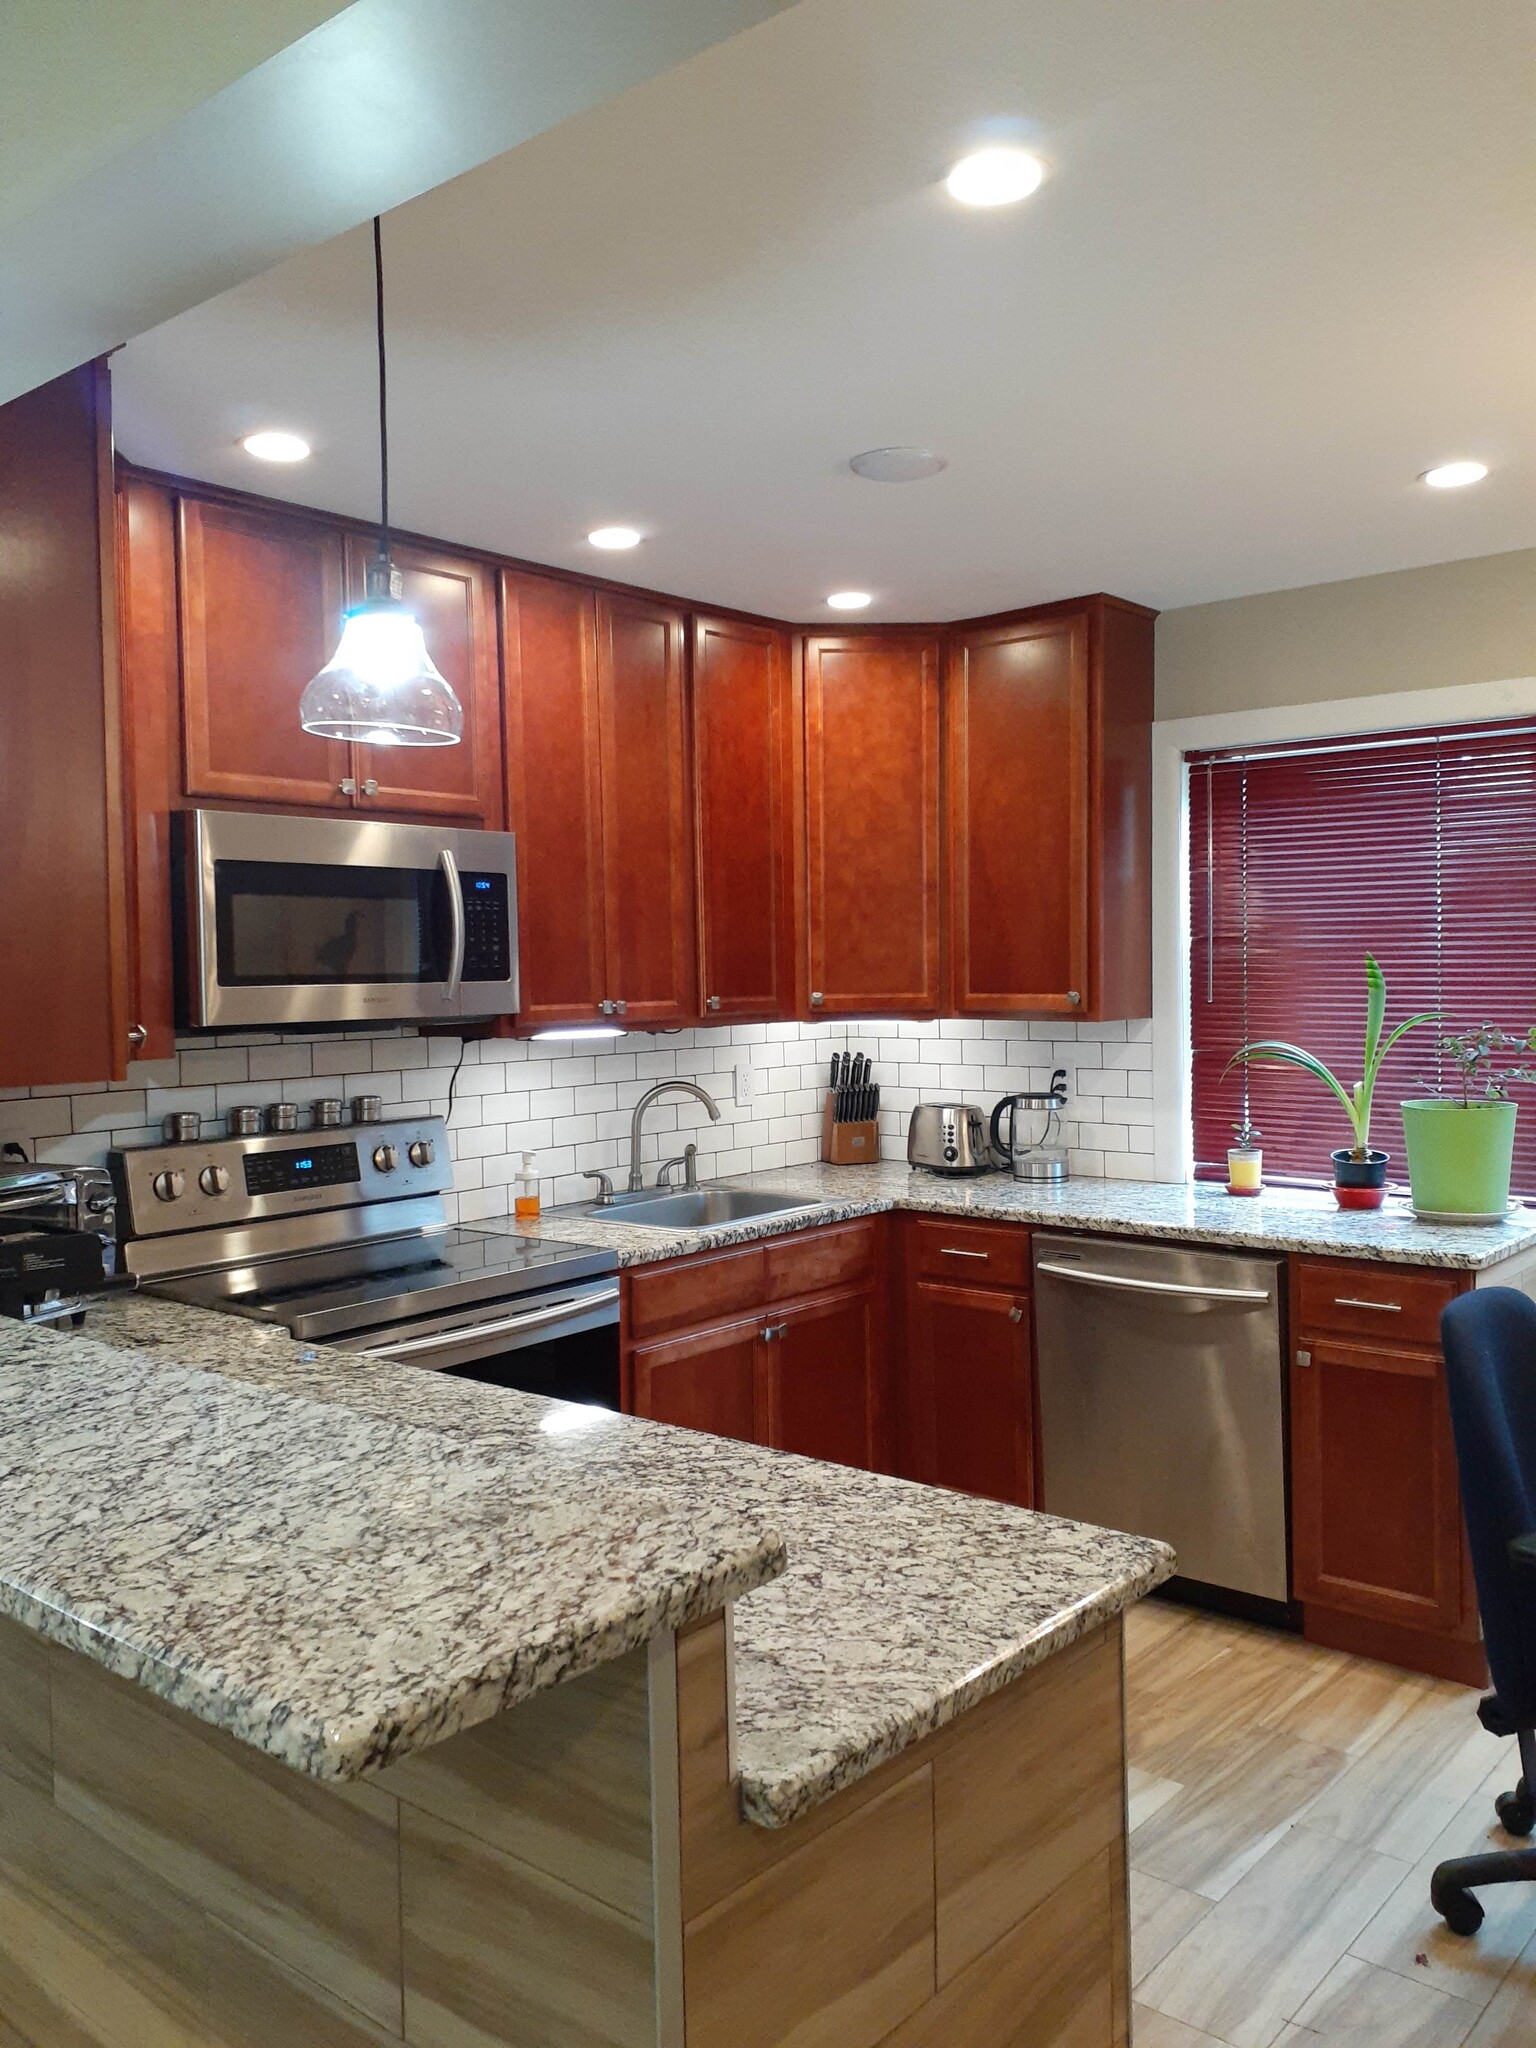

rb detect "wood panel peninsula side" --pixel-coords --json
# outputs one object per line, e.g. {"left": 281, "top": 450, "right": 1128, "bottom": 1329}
{"left": 0, "top": 1308, "right": 1169, "bottom": 2048}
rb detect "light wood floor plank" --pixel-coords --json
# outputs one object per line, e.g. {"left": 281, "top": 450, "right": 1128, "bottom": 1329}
{"left": 1131, "top": 1870, "right": 1213, "bottom": 1988}
{"left": 1348, "top": 1768, "right": 1536, "bottom": 2011}
{"left": 1129, "top": 1768, "right": 1185, "bottom": 1835}
{"left": 1131, "top": 1729, "right": 1349, "bottom": 1901}
{"left": 1291, "top": 1954, "right": 1474, "bottom": 2046}
{"left": 1297, "top": 1696, "right": 1504, "bottom": 1867}
{"left": 1131, "top": 2005, "right": 1234, "bottom": 2046}
{"left": 1460, "top": 1922, "right": 1536, "bottom": 2046}
{"left": 1135, "top": 1823, "right": 1408, "bottom": 2048}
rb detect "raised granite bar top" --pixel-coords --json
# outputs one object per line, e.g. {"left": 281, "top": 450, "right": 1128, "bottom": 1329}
{"left": 486, "top": 1159, "right": 1536, "bottom": 1273}
{"left": 5, "top": 1297, "right": 1172, "bottom": 1826}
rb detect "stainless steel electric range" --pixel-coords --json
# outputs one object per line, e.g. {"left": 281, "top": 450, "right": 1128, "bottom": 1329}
{"left": 110, "top": 1104, "right": 620, "bottom": 1405}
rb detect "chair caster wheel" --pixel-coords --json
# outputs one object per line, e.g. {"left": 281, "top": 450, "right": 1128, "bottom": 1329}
{"left": 1496, "top": 1784, "right": 1536, "bottom": 1838}
{"left": 1431, "top": 1876, "right": 1485, "bottom": 1937}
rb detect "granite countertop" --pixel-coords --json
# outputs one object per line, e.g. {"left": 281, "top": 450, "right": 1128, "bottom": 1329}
{"left": 2, "top": 1297, "right": 1172, "bottom": 1826}
{"left": 488, "top": 1159, "right": 1536, "bottom": 1273}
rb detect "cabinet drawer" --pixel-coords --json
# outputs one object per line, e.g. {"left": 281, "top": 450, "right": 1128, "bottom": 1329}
{"left": 763, "top": 1219, "right": 879, "bottom": 1304}
{"left": 907, "top": 1218, "right": 1031, "bottom": 1291}
{"left": 1296, "top": 1260, "right": 1459, "bottom": 1349}
{"left": 626, "top": 1243, "right": 767, "bottom": 1340}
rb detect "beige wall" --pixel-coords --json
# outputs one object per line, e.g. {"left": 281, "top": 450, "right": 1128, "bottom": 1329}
{"left": 1155, "top": 546, "right": 1536, "bottom": 721}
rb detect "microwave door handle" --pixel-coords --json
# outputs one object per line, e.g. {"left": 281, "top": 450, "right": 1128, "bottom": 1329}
{"left": 438, "top": 848, "right": 466, "bottom": 1004}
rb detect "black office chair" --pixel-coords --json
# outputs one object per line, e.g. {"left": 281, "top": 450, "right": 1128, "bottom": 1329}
{"left": 1431, "top": 1287, "right": 1536, "bottom": 1937}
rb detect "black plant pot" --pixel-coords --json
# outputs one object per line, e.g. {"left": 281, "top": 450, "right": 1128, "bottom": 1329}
{"left": 1331, "top": 1148, "right": 1389, "bottom": 1210}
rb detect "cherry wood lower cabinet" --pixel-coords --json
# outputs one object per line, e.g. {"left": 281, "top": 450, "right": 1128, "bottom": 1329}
{"left": 1289, "top": 1256, "right": 1485, "bottom": 1686}
{"left": 625, "top": 1220, "right": 891, "bottom": 1471}
{"left": 900, "top": 1217, "right": 1036, "bottom": 1507}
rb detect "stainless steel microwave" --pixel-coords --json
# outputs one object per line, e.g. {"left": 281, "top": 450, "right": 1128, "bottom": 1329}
{"left": 176, "top": 809, "right": 519, "bottom": 1029}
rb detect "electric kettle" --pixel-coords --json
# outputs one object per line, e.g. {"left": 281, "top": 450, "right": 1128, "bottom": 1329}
{"left": 990, "top": 1070, "right": 1070, "bottom": 1182}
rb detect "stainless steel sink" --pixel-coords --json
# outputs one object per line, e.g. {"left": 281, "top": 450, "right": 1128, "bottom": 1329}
{"left": 572, "top": 1188, "right": 822, "bottom": 1228}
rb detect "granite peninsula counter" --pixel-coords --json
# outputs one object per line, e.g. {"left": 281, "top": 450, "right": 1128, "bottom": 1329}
{"left": 0, "top": 1301, "right": 1171, "bottom": 2048}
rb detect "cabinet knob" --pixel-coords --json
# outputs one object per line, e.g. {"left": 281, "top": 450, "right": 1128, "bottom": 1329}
{"left": 598, "top": 1000, "right": 616, "bottom": 1016}
{"left": 1296, "top": 1349, "right": 1312, "bottom": 1368}
{"left": 810, "top": 991, "right": 824, "bottom": 1008}
{"left": 1066, "top": 990, "right": 1081, "bottom": 1007}
{"left": 339, "top": 777, "right": 356, "bottom": 795}
{"left": 1009, "top": 1304, "right": 1024, "bottom": 1323}
{"left": 361, "top": 778, "right": 379, "bottom": 797}
{"left": 706, "top": 996, "right": 721, "bottom": 1011}
{"left": 127, "top": 1023, "right": 147, "bottom": 1050}
{"left": 614, "top": 999, "right": 627, "bottom": 1015}
{"left": 760, "top": 1322, "right": 788, "bottom": 1343}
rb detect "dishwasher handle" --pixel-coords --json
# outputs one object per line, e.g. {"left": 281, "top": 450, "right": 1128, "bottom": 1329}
{"left": 1035, "top": 1260, "right": 1273, "bottom": 1305}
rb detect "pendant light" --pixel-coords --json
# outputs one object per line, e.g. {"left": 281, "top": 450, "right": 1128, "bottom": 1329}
{"left": 299, "top": 217, "right": 463, "bottom": 747}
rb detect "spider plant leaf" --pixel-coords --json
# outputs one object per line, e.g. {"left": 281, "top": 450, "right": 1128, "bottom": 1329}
{"left": 1362, "top": 954, "right": 1386, "bottom": 1077}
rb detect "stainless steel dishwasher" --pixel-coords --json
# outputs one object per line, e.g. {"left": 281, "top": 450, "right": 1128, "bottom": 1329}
{"left": 1032, "top": 1232, "right": 1289, "bottom": 1602}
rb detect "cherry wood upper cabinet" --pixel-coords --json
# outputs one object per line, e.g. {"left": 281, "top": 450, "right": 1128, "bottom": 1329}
{"left": 596, "top": 590, "right": 696, "bottom": 1028}
{"left": 803, "top": 633, "right": 942, "bottom": 1018}
{"left": 177, "top": 496, "right": 351, "bottom": 809}
{"left": 945, "top": 597, "right": 1153, "bottom": 1020}
{"left": 692, "top": 615, "right": 796, "bottom": 1021}
{"left": 344, "top": 535, "right": 501, "bottom": 822}
{"left": 0, "top": 361, "right": 130, "bottom": 1087}
{"left": 500, "top": 569, "right": 607, "bottom": 1028}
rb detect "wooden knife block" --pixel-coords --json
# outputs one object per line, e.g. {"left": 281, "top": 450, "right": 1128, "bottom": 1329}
{"left": 820, "top": 1093, "right": 880, "bottom": 1165}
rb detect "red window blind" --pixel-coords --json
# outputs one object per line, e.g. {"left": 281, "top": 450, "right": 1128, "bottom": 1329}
{"left": 1188, "top": 718, "right": 1536, "bottom": 1191}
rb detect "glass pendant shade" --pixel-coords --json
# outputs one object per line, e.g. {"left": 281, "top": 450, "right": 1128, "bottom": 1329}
{"left": 300, "top": 580, "right": 463, "bottom": 748}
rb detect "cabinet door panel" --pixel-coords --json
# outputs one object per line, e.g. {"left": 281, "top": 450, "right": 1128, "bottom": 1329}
{"left": 766, "top": 1289, "right": 881, "bottom": 1472}
{"left": 501, "top": 571, "right": 607, "bottom": 1028}
{"left": 631, "top": 1316, "right": 763, "bottom": 1442}
{"left": 178, "top": 497, "right": 350, "bottom": 807}
{"left": 597, "top": 591, "right": 695, "bottom": 1026}
{"left": 804, "top": 634, "right": 941, "bottom": 1017}
{"left": 947, "top": 614, "right": 1087, "bottom": 1013}
{"left": 1291, "top": 1334, "right": 1465, "bottom": 1633}
{"left": 693, "top": 616, "right": 794, "bottom": 1019}
{"left": 905, "top": 1281, "right": 1034, "bottom": 1507}
{"left": 350, "top": 538, "right": 501, "bottom": 820}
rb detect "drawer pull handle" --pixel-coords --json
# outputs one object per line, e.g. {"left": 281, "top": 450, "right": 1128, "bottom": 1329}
{"left": 940, "top": 1247, "right": 990, "bottom": 1260}
{"left": 1334, "top": 1297, "right": 1402, "bottom": 1312}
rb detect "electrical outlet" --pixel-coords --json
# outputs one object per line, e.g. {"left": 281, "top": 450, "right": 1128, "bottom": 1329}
{"left": 734, "top": 1063, "right": 755, "bottom": 1106}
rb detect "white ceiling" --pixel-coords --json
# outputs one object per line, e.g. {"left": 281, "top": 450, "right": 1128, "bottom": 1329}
{"left": 114, "top": 0, "right": 1536, "bottom": 619}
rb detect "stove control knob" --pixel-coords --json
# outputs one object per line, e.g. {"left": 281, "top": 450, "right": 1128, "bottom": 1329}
{"left": 151, "top": 1169, "right": 186, "bottom": 1203}
{"left": 408, "top": 1139, "right": 435, "bottom": 1168}
{"left": 199, "top": 1165, "right": 231, "bottom": 1196}
{"left": 372, "top": 1144, "right": 398, "bottom": 1174}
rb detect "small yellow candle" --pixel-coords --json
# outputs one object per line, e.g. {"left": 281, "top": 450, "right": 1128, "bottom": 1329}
{"left": 1227, "top": 1149, "right": 1263, "bottom": 1194}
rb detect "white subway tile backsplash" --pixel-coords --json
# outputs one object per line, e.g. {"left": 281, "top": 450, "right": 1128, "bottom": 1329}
{"left": 0, "top": 1015, "right": 1166, "bottom": 1198}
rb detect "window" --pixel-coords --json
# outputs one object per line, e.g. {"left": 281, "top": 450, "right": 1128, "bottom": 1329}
{"left": 1188, "top": 718, "right": 1536, "bottom": 1191}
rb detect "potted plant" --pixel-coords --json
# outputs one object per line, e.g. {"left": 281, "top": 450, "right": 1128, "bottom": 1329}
{"left": 1226, "top": 954, "right": 1439, "bottom": 1209}
{"left": 1401, "top": 1025, "right": 1536, "bottom": 1217}
{"left": 1227, "top": 1120, "right": 1263, "bottom": 1196}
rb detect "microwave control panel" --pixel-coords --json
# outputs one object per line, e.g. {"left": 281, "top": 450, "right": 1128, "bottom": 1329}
{"left": 461, "top": 872, "right": 512, "bottom": 983}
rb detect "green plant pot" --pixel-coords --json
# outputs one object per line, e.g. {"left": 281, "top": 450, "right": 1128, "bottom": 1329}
{"left": 1400, "top": 1099, "right": 1518, "bottom": 1214}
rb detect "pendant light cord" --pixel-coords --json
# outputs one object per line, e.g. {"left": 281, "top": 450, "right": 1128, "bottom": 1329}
{"left": 373, "top": 214, "right": 389, "bottom": 564}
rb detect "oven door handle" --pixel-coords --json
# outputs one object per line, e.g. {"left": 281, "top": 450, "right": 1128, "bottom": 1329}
{"left": 439, "top": 847, "right": 466, "bottom": 1005}
{"left": 356, "top": 1285, "right": 621, "bottom": 1362}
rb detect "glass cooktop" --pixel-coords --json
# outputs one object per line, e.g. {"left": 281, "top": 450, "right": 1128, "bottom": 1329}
{"left": 151, "top": 1227, "right": 619, "bottom": 1342}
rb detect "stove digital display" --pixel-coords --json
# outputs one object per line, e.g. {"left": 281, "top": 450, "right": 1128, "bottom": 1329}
{"left": 243, "top": 1141, "right": 361, "bottom": 1197}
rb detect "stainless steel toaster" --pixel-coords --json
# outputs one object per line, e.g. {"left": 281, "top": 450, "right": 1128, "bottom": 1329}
{"left": 907, "top": 1102, "right": 991, "bottom": 1174}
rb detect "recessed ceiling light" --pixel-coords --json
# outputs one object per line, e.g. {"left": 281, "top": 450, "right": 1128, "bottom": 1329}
{"left": 945, "top": 147, "right": 1046, "bottom": 208}
{"left": 241, "top": 429, "right": 311, "bottom": 462}
{"left": 827, "top": 590, "right": 873, "bottom": 611}
{"left": 849, "top": 447, "right": 947, "bottom": 483}
{"left": 587, "top": 525, "right": 642, "bottom": 550}
{"left": 1420, "top": 460, "right": 1488, "bottom": 490}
